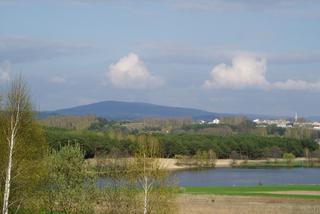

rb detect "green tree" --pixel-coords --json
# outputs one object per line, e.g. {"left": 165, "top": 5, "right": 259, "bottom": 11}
{"left": 40, "top": 144, "right": 95, "bottom": 214}
{"left": 96, "top": 149, "right": 139, "bottom": 214}
{"left": 0, "top": 76, "right": 47, "bottom": 214}
{"left": 133, "top": 134, "right": 177, "bottom": 214}
{"left": 283, "top": 153, "right": 295, "bottom": 165}
{"left": 270, "top": 146, "right": 283, "bottom": 163}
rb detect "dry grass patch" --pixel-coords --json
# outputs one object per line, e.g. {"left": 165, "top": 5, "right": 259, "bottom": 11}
{"left": 178, "top": 194, "right": 320, "bottom": 214}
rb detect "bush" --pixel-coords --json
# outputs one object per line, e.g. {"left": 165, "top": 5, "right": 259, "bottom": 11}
{"left": 283, "top": 153, "right": 295, "bottom": 165}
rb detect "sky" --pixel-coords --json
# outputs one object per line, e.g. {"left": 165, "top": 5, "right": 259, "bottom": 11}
{"left": 0, "top": 0, "right": 320, "bottom": 117}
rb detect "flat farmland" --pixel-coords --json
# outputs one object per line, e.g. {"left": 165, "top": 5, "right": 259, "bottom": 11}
{"left": 178, "top": 185, "right": 320, "bottom": 214}
{"left": 178, "top": 195, "right": 320, "bottom": 214}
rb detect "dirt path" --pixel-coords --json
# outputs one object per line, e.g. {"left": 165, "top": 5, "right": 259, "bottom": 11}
{"left": 267, "top": 191, "right": 320, "bottom": 196}
{"left": 178, "top": 194, "right": 320, "bottom": 214}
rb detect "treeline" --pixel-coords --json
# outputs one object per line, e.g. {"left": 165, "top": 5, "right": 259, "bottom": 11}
{"left": 40, "top": 115, "right": 103, "bottom": 130}
{"left": 44, "top": 128, "right": 318, "bottom": 160}
{"left": 158, "top": 134, "right": 317, "bottom": 159}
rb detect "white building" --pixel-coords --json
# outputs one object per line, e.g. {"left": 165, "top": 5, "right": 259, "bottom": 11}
{"left": 198, "top": 120, "right": 206, "bottom": 124}
{"left": 209, "top": 118, "right": 220, "bottom": 125}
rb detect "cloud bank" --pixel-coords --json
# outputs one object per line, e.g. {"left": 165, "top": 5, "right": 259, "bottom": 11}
{"left": 174, "top": 0, "right": 317, "bottom": 11}
{"left": 204, "top": 55, "right": 320, "bottom": 91}
{"left": 50, "top": 76, "right": 66, "bottom": 84}
{"left": 0, "top": 61, "right": 11, "bottom": 83}
{"left": 107, "top": 53, "right": 164, "bottom": 89}
{"left": 0, "top": 37, "right": 92, "bottom": 63}
{"left": 139, "top": 43, "right": 320, "bottom": 66}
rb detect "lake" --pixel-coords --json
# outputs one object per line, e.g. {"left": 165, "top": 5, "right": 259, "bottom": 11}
{"left": 171, "top": 168, "right": 320, "bottom": 186}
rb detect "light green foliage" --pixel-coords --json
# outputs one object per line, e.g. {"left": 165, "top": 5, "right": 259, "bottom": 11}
{"left": 283, "top": 153, "right": 295, "bottom": 165}
{"left": 38, "top": 144, "right": 95, "bottom": 214}
{"left": 0, "top": 77, "right": 48, "bottom": 213}
{"left": 96, "top": 152, "right": 140, "bottom": 214}
{"left": 195, "top": 150, "right": 216, "bottom": 167}
{"left": 97, "top": 134, "right": 177, "bottom": 214}
{"left": 40, "top": 115, "right": 98, "bottom": 130}
{"left": 133, "top": 134, "right": 177, "bottom": 214}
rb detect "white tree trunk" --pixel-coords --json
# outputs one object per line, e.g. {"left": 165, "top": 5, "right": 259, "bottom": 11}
{"left": 2, "top": 134, "right": 15, "bottom": 214}
{"left": 143, "top": 176, "right": 148, "bottom": 214}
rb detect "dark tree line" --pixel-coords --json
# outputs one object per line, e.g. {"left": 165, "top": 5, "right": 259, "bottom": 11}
{"left": 44, "top": 128, "right": 318, "bottom": 160}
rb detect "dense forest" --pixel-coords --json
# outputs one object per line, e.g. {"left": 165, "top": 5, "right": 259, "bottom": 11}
{"left": 44, "top": 126, "right": 318, "bottom": 160}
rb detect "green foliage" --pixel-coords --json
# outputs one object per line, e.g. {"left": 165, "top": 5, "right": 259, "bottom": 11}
{"left": 44, "top": 127, "right": 318, "bottom": 160}
{"left": 267, "top": 125, "right": 286, "bottom": 136}
{"left": 0, "top": 122, "right": 48, "bottom": 213}
{"left": 0, "top": 76, "right": 48, "bottom": 213}
{"left": 40, "top": 115, "right": 98, "bottom": 130}
{"left": 88, "top": 117, "right": 110, "bottom": 131}
{"left": 158, "top": 134, "right": 317, "bottom": 159}
{"left": 96, "top": 134, "right": 178, "bottom": 214}
{"left": 283, "top": 153, "right": 295, "bottom": 165}
{"left": 38, "top": 144, "right": 96, "bottom": 214}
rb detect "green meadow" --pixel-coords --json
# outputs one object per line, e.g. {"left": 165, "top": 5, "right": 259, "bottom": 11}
{"left": 183, "top": 185, "right": 320, "bottom": 199}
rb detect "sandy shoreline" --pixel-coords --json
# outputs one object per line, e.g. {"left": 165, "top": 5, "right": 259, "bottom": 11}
{"left": 158, "top": 158, "right": 234, "bottom": 170}
{"left": 158, "top": 158, "right": 262, "bottom": 170}
{"left": 159, "top": 157, "right": 309, "bottom": 170}
{"left": 88, "top": 157, "right": 309, "bottom": 171}
{"left": 88, "top": 158, "right": 266, "bottom": 170}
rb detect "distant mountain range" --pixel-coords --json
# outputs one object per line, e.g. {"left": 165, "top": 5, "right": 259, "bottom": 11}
{"left": 39, "top": 101, "right": 228, "bottom": 120}
{"left": 39, "top": 100, "right": 303, "bottom": 121}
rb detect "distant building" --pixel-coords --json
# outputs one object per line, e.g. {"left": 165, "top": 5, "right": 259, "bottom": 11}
{"left": 213, "top": 118, "right": 220, "bottom": 124}
{"left": 253, "top": 119, "right": 260, "bottom": 123}
{"left": 209, "top": 118, "right": 220, "bottom": 125}
{"left": 253, "top": 118, "right": 291, "bottom": 128}
{"left": 313, "top": 122, "right": 320, "bottom": 130}
{"left": 198, "top": 120, "right": 206, "bottom": 124}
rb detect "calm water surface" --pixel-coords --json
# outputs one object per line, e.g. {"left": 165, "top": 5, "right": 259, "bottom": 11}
{"left": 171, "top": 168, "right": 320, "bottom": 186}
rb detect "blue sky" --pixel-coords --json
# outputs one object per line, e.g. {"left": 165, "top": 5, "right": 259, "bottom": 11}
{"left": 0, "top": 0, "right": 320, "bottom": 117}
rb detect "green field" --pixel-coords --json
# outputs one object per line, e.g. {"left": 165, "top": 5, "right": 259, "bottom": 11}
{"left": 184, "top": 185, "right": 320, "bottom": 199}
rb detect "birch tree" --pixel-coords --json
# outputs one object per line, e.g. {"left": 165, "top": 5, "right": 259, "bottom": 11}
{"left": 133, "top": 134, "right": 176, "bottom": 214}
{"left": 94, "top": 135, "right": 177, "bottom": 213}
{"left": 0, "top": 76, "right": 46, "bottom": 214}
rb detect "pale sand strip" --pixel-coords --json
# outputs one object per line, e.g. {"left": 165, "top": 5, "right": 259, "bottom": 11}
{"left": 88, "top": 158, "right": 310, "bottom": 171}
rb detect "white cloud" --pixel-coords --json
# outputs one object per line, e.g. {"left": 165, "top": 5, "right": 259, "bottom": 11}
{"left": 0, "top": 61, "right": 11, "bottom": 82}
{"left": 204, "top": 55, "right": 269, "bottom": 89}
{"left": 273, "top": 79, "right": 320, "bottom": 91}
{"left": 50, "top": 76, "right": 66, "bottom": 84}
{"left": 107, "top": 53, "right": 164, "bottom": 89}
{"left": 204, "top": 55, "right": 320, "bottom": 91}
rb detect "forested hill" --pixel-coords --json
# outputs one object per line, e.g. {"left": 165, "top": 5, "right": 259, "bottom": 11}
{"left": 40, "top": 100, "right": 224, "bottom": 120}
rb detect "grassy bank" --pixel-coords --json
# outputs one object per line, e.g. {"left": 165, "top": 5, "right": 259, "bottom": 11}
{"left": 183, "top": 185, "right": 320, "bottom": 199}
